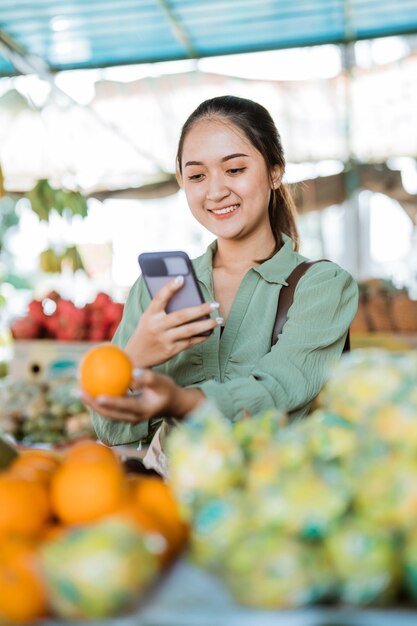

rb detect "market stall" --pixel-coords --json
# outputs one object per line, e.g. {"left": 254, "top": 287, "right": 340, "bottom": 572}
{"left": 1, "top": 1, "right": 417, "bottom": 623}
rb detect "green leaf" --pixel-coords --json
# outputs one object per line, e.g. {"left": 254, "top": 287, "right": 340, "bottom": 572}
{"left": 25, "top": 179, "right": 88, "bottom": 221}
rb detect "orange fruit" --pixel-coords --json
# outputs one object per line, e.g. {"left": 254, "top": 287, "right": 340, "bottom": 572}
{"left": 40, "top": 522, "right": 67, "bottom": 543}
{"left": 0, "top": 474, "right": 51, "bottom": 538}
{"left": 0, "top": 536, "right": 48, "bottom": 623}
{"left": 9, "top": 450, "right": 60, "bottom": 485}
{"left": 112, "top": 503, "right": 170, "bottom": 565}
{"left": 130, "top": 477, "right": 189, "bottom": 557}
{"left": 64, "top": 440, "right": 119, "bottom": 466}
{"left": 50, "top": 459, "right": 127, "bottom": 525}
{"left": 79, "top": 343, "right": 132, "bottom": 397}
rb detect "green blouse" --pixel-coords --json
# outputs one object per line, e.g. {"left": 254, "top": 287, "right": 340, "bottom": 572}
{"left": 92, "top": 235, "right": 358, "bottom": 445}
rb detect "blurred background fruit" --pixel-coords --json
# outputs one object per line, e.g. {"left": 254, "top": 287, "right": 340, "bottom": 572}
{"left": 10, "top": 290, "right": 123, "bottom": 342}
{"left": 0, "top": 376, "right": 93, "bottom": 446}
{"left": 41, "top": 519, "right": 157, "bottom": 620}
{"left": 166, "top": 349, "right": 417, "bottom": 609}
{"left": 0, "top": 535, "right": 48, "bottom": 623}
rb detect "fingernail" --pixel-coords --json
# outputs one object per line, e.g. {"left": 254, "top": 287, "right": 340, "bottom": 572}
{"left": 174, "top": 275, "right": 184, "bottom": 286}
{"left": 133, "top": 367, "right": 144, "bottom": 379}
{"left": 216, "top": 317, "right": 224, "bottom": 325}
{"left": 210, "top": 301, "right": 219, "bottom": 310}
{"left": 97, "top": 395, "right": 107, "bottom": 404}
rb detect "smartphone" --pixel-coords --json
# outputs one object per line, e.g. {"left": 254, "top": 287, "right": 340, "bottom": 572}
{"left": 138, "top": 250, "right": 212, "bottom": 336}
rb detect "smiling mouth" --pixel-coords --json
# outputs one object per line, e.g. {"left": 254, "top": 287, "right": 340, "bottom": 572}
{"left": 209, "top": 204, "right": 239, "bottom": 217}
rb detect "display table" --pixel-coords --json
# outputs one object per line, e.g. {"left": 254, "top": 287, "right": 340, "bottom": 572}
{"left": 44, "top": 559, "right": 417, "bottom": 626}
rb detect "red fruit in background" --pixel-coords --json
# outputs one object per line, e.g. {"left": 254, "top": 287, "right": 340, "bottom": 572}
{"left": 44, "top": 290, "right": 61, "bottom": 303}
{"left": 11, "top": 316, "right": 41, "bottom": 340}
{"left": 88, "top": 308, "right": 105, "bottom": 325}
{"left": 90, "top": 292, "right": 111, "bottom": 310}
{"left": 87, "top": 327, "right": 109, "bottom": 341}
{"left": 58, "top": 299, "right": 86, "bottom": 321}
{"left": 108, "top": 320, "right": 120, "bottom": 340}
{"left": 55, "top": 324, "right": 86, "bottom": 341}
{"left": 28, "top": 300, "right": 46, "bottom": 326}
{"left": 12, "top": 290, "right": 125, "bottom": 342}
{"left": 46, "top": 299, "right": 88, "bottom": 341}
{"left": 44, "top": 314, "right": 59, "bottom": 337}
{"left": 104, "top": 302, "right": 124, "bottom": 326}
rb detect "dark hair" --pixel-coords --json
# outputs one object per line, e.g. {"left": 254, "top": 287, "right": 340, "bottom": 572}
{"left": 176, "top": 95, "right": 299, "bottom": 252}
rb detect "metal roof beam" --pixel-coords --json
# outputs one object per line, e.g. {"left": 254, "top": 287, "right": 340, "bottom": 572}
{"left": 0, "top": 29, "right": 51, "bottom": 78}
{"left": 155, "top": 0, "right": 198, "bottom": 58}
{"left": 0, "top": 29, "right": 165, "bottom": 171}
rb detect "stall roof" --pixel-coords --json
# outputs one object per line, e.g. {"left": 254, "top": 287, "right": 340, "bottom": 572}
{"left": 1, "top": 0, "right": 417, "bottom": 76}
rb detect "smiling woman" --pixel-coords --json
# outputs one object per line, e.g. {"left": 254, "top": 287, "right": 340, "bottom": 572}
{"left": 87, "top": 95, "right": 358, "bottom": 473}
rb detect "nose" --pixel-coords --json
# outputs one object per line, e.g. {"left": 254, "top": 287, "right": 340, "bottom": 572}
{"left": 205, "top": 176, "right": 230, "bottom": 202}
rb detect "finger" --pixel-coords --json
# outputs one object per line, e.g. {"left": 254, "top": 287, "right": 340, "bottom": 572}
{"left": 167, "top": 301, "right": 219, "bottom": 327}
{"left": 129, "top": 367, "right": 145, "bottom": 392}
{"left": 169, "top": 316, "right": 222, "bottom": 341}
{"left": 96, "top": 406, "right": 146, "bottom": 423}
{"left": 94, "top": 395, "right": 149, "bottom": 423}
{"left": 131, "top": 368, "right": 158, "bottom": 387}
{"left": 173, "top": 334, "right": 215, "bottom": 353}
{"left": 147, "top": 275, "right": 185, "bottom": 313}
{"left": 82, "top": 391, "right": 138, "bottom": 414}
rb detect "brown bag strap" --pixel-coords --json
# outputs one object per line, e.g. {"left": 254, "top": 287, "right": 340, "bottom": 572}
{"left": 271, "top": 260, "right": 350, "bottom": 353}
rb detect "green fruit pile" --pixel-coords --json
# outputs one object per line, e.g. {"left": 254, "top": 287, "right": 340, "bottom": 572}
{"left": 0, "top": 376, "right": 94, "bottom": 445}
{"left": 167, "top": 349, "right": 417, "bottom": 609}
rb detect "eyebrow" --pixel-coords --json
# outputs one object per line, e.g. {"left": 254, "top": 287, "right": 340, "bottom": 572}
{"left": 184, "top": 153, "right": 249, "bottom": 168}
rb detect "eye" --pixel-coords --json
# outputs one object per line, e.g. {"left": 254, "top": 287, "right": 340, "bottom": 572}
{"left": 188, "top": 173, "right": 204, "bottom": 181}
{"left": 227, "top": 167, "right": 246, "bottom": 175}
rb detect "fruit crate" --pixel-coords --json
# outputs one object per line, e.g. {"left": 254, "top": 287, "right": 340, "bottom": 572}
{"left": 9, "top": 339, "right": 97, "bottom": 382}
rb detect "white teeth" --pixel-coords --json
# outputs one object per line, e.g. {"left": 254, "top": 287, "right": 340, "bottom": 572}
{"left": 211, "top": 205, "right": 238, "bottom": 215}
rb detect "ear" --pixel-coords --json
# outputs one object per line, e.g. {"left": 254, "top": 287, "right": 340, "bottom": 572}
{"left": 175, "top": 163, "right": 183, "bottom": 188}
{"left": 271, "top": 166, "right": 282, "bottom": 190}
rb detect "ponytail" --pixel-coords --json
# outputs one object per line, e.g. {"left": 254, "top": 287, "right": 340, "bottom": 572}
{"left": 269, "top": 183, "right": 299, "bottom": 253}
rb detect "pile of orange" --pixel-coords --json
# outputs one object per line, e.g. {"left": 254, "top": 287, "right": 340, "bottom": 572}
{"left": 0, "top": 440, "right": 188, "bottom": 623}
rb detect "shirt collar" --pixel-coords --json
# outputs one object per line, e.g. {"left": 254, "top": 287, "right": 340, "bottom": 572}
{"left": 253, "top": 234, "right": 301, "bottom": 285}
{"left": 193, "top": 234, "right": 302, "bottom": 287}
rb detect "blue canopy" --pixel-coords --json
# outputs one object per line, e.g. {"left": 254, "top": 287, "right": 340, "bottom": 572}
{"left": 1, "top": 0, "right": 417, "bottom": 76}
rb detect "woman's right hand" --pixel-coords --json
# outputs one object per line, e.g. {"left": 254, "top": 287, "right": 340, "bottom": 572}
{"left": 125, "top": 276, "right": 222, "bottom": 368}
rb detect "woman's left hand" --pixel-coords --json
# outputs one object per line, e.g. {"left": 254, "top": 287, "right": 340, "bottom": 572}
{"left": 82, "top": 369, "right": 204, "bottom": 424}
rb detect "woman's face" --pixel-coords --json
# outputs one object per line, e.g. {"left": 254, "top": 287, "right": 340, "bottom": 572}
{"left": 180, "top": 118, "right": 278, "bottom": 243}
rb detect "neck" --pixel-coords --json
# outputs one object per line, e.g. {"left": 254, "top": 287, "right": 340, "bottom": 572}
{"left": 214, "top": 232, "right": 276, "bottom": 271}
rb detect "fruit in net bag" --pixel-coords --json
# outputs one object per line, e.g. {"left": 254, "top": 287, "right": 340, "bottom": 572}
{"left": 41, "top": 519, "right": 158, "bottom": 619}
